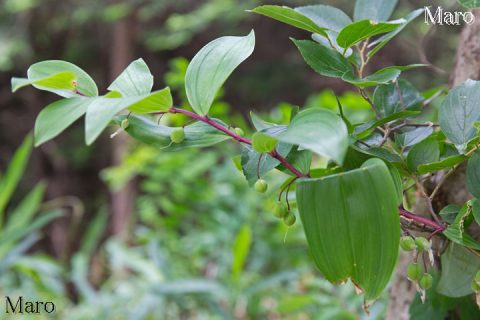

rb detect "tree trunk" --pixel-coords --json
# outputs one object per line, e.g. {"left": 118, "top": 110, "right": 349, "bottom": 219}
{"left": 386, "top": 10, "right": 480, "bottom": 319}
{"left": 109, "top": 8, "right": 137, "bottom": 238}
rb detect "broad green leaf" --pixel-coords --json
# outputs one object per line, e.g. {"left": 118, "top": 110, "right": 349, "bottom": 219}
{"left": 292, "top": 39, "right": 353, "bottom": 79}
{"left": 437, "top": 243, "right": 480, "bottom": 297}
{"left": 473, "top": 199, "right": 480, "bottom": 226}
{"left": 4, "top": 182, "right": 45, "bottom": 233}
{"left": 467, "top": 150, "right": 480, "bottom": 198}
{"left": 312, "top": 32, "right": 353, "bottom": 57}
{"left": 274, "top": 108, "right": 348, "bottom": 165}
{"left": 12, "top": 60, "right": 98, "bottom": 97}
{"left": 439, "top": 79, "right": 480, "bottom": 149}
{"left": 458, "top": 0, "right": 480, "bottom": 9}
{"left": 250, "top": 5, "right": 328, "bottom": 36}
{"left": 34, "top": 98, "right": 91, "bottom": 146}
{"left": 396, "top": 126, "right": 434, "bottom": 148}
{"left": 252, "top": 132, "right": 278, "bottom": 153}
{"left": 232, "top": 224, "right": 252, "bottom": 280}
{"left": 107, "top": 58, "right": 153, "bottom": 96}
{"left": 250, "top": 112, "right": 276, "bottom": 131}
{"left": 406, "top": 137, "right": 440, "bottom": 172}
{"left": 115, "top": 115, "right": 230, "bottom": 151}
{"left": 373, "top": 79, "right": 424, "bottom": 117}
{"left": 354, "top": 145, "right": 402, "bottom": 163}
{"left": 443, "top": 204, "right": 480, "bottom": 251}
{"left": 85, "top": 90, "right": 174, "bottom": 145}
{"left": 294, "top": 5, "right": 352, "bottom": 33}
{"left": 343, "top": 65, "right": 425, "bottom": 87}
{"left": 354, "top": 0, "right": 398, "bottom": 21}
{"left": 279, "top": 148, "right": 312, "bottom": 176}
{"left": 296, "top": 158, "right": 400, "bottom": 300}
{"left": 368, "top": 9, "right": 424, "bottom": 59}
{"left": 0, "top": 135, "right": 32, "bottom": 224}
{"left": 185, "top": 31, "right": 255, "bottom": 115}
{"left": 417, "top": 155, "right": 467, "bottom": 174}
{"left": 355, "top": 111, "right": 420, "bottom": 137}
{"left": 336, "top": 19, "right": 402, "bottom": 49}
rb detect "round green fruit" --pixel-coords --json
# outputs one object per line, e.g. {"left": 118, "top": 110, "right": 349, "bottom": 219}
{"left": 170, "top": 127, "right": 185, "bottom": 143}
{"left": 283, "top": 213, "right": 296, "bottom": 226}
{"left": 273, "top": 202, "right": 288, "bottom": 218}
{"left": 415, "top": 237, "right": 431, "bottom": 252}
{"left": 419, "top": 273, "right": 433, "bottom": 290}
{"left": 234, "top": 127, "right": 244, "bottom": 136}
{"left": 400, "top": 236, "right": 416, "bottom": 251}
{"left": 254, "top": 179, "right": 268, "bottom": 193}
{"left": 407, "top": 263, "right": 422, "bottom": 281}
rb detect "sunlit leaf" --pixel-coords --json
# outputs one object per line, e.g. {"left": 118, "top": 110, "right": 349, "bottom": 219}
{"left": 108, "top": 58, "right": 153, "bottom": 96}
{"left": 337, "top": 19, "right": 402, "bottom": 49}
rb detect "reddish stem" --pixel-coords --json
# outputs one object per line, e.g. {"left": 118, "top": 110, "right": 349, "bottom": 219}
{"left": 169, "top": 107, "right": 306, "bottom": 178}
{"left": 399, "top": 206, "right": 445, "bottom": 232}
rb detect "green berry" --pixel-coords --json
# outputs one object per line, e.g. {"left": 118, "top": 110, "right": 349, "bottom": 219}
{"left": 400, "top": 236, "right": 416, "bottom": 251}
{"left": 419, "top": 273, "right": 433, "bottom": 290}
{"left": 170, "top": 127, "right": 185, "bottom": 143}
{"left": 472, "top": 280, "right": 480, "bottom": 293}
{"left": 415, "top": 237, "right": 431, "bottom": 252}
{"left": 407, "top": 263, "right": 422, "bottom": 281}
{"left": 254, "top": 179, "right": 268, "bottom": 193}
{"left": 121, "top": 118, "right": 129, "bottom": 129}
{"left": 234, "top": 127, "right": 244, "bottom": 136}
{"left": 283, "top": 212, "right": 296, "bottom": 226}
{"left": 273, "top": 202, "right": 288, "bottom": 218}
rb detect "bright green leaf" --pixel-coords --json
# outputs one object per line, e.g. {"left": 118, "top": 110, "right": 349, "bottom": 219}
{"left": 343, "top": 65, "right": 426, "bottom": 87}
{"left": 232, "top": 225, "right": 252, "bottom": 280}
{"left": 458, "top": 0, "right": 480, "bottom": 9}
{"left": 250, "top": 5, "right": 328, "bottom": 36}
{"left": 108, "top": 58, "right": 153, "bottom": 96}
{"left": 337, "top": 19, "right": 402, "bottom": 49}
{"left": 185, "top": 31, "right": 255, "bottom": 115}
{"left": 417, "top": 155, "right": 466, "bottom": 174}
{"left": 354, "top": 0, "right": 398, "bottom": 21}
{"left": 252, "top": 132, "right": 278, "bottom": 153}
{"left": 274, "top": 108, "right": 348, "bottom": 165}
{"left": 127, "top": 87, "right": 173, "bottom": 113}
{"left": 296, "top": 158, "right": 400, "bottom": 300}
{"left": 34, "top": 98, "right": 91, "bottom": 146}
{"left": 406, "top": 137, "right": 440, "bottom": 172}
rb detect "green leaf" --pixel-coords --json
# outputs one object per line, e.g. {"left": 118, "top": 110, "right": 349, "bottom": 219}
{"left": 12, "top": 60, "right": 98, "bottom": 97}
{"left": 250, "top": 5, "right": 328, "bottom": 36}
{"left": 417, "top": 155, "right": 467, "bottom": 174}
{"left": 232, "top": 225, "right": 252, "bottom": 280}
{"left": 439, "top": 204, "right": 462, "bottom": 224}
{"left": 337, "top": 19, "right": 402, "bottom": 49}
{"left": 250, "top": 112, "right": 276, "bottom": 131}
{"left": 396, "top": 126, "right": 434, "bottom": 148}
{"left": 467, "top": 150, "right": 480, "bottom": 198}
{"left": 355, "top": 111, "right": 420, "bottom": 137}
{"left": 373, "top": 79, "right": 424, "bottom": 117}
{"left": 292, "top": 39, "right": 352, "bottom": 79}
{"left": 185, "top": 31, "right": 255, "bottom": 115}
{"left": 107, "top": 58, "right": 153, "bottom": 96}
{"left": 406, "top": 137, "right": 440, "bottom": 172}
{"left": 279, "top": 148, "right": 312, "bottom": 176}
{"left": 458, "top": 0, "right": 480, "bottom": 9}
{"left": 274, "top": 108, "right": 348, "bottom": 165}
{"left": 473, "top": 199, "right": 480, "bottom": 226}
{"left": 439, "top": 79, "right": 480, "bottom": 149}
{"left": 0, "top": 135, "right": 32, "bottom": 225}
{"left": 437, "top": 243, "right": 480, "bottom": 297}
{"left": 294, "top": 5, "right": 352, "bottom": 33}
{"left": 84, "top": 90, "right": 173, "bottom": 145}
{"left": 368, "top": 9, "right": 424, "bottom": 59}
{"left": 115, "top": 115, "right": 230, "bottom": 151}
{"left": 443, "top": 204, "right": 480, "bottom": 251}
{"left": 252, "top": 132, "right": 278, "bottom": 153}
{"left": 296, "top": 158, "right": 400, "bottom": 300}
{"left": 343, "top": 65, "right": 426, "bottom": 87}
{"left": 354, "top": 0, "right": 398, "bottom": 21}
{"left": 34, "top": 98, "right": 90, "bottom": 146}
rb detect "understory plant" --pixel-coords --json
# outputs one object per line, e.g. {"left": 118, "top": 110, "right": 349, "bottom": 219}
{"left": 11, "top": 0, "right": 480, "bottom": 311}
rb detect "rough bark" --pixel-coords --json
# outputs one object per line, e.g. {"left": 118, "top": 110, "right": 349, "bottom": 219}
{"left": 386, "top": 10, "right": 480, "bottom": 319}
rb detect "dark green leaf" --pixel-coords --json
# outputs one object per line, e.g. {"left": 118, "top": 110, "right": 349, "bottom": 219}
{"left": 443, "top": 204, "right": 480, "bottom": 251}
{"left": 396, "top": 126, "right": 434, "bottom": 148}
{"left": 437, "top": 243, "right": 480, "bottom": 297}
{"left": 458, "top": 0, "right": 480, "bottom": 9}
{"left": 439, "top": 204, "right": 462, "bottom": 224}
{"left": 343, "top": 65, "right": 426, "bottom": 87}
{"left": 467, "top": 150, "right": 480, "bottom": 198}
{"left": 250, "top": 5, "right": 328, "bottom": 36}
{"left": 354, "top": 0, "right": 398, "bottom": 21}
{"left": 185, "top": 31, "right": 255, "bottom": 115}
{"left": 373, "top": 79, "right": 424, "bottom": 117}
{"left": 439, "top": 79, "right": 480, "bottom": 149}
{"left": 406, "top": 137, "right": 440, "bottom": 172}
{"left": 417, "top": 155, "right": 467, "bottom": 174}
